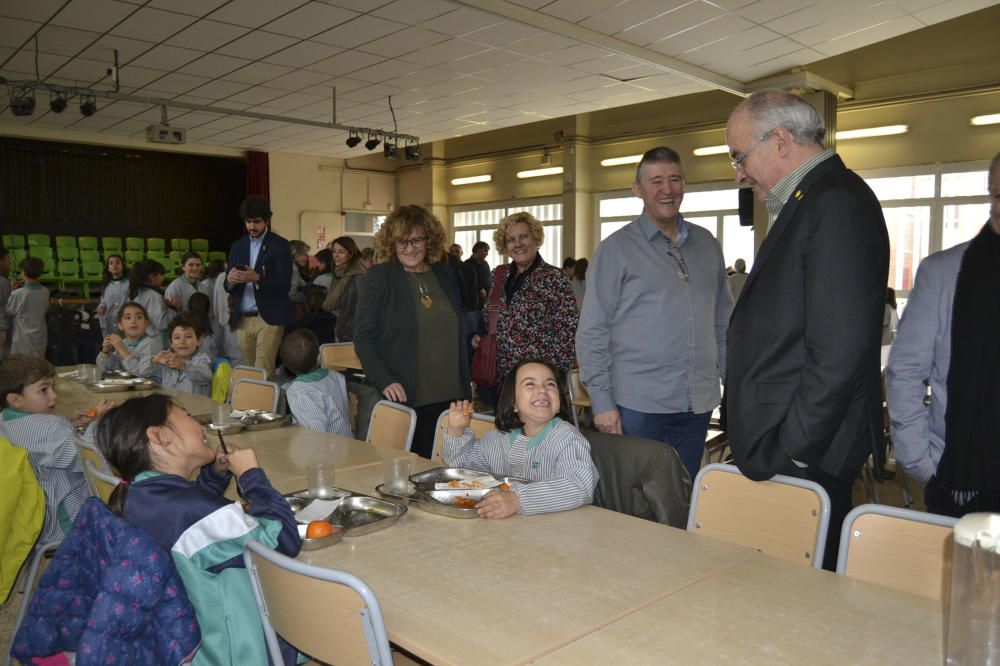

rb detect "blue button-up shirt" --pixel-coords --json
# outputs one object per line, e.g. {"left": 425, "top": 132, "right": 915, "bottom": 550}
{"left": 576, "top": 213, "right": 733, "bottom": 415}
{"left": 238, "top": 230, "right": 267, "bottom": 314}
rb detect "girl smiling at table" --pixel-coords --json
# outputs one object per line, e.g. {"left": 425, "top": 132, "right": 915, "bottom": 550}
{"left": 96, "top": 301, "right": 162, "bottom": 377}
{"left": 444, "top": 358, "right": 598, "bottom": 518}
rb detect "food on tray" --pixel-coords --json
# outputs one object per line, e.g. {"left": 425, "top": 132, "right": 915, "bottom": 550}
{"left": 500, "top": 482, "right": 510, "bottom": 491}
{"left": 454, "top": 497, "right": 478, "bottom": 508}
{"left": 306, "top": 520, "right": 336, "bottom": 539}
{"left": 446, "top": 479, "right": 486, "bottom": 489}
{"left": 84, "top": 407, "right": 98, "bottom": 418}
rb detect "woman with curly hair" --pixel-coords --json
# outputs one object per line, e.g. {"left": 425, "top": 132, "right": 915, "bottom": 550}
{"left": 474, "top": 212, "right": 579, "bottom": 396}
{"left": 354, "top": 205, "right": 471, "bottom": 457}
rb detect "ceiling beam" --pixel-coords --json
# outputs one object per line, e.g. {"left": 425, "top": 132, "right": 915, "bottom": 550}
{"left": 452, "top": 0, "right": 747, "bottom": 98}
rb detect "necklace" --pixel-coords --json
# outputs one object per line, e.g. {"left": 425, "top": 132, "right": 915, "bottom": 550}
{"left": 416, "top": 278, "right": 433, "bottom": 309}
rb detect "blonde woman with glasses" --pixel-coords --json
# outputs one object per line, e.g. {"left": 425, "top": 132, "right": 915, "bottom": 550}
{"left": 354, "top": 205, "right": 472, "bottom": 458}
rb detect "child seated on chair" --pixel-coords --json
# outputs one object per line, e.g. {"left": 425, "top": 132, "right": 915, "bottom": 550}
{"left": 0, "top": 354, "right": 114, "bottom": 543}
{"left": 280, "top": 329, "right": 352, "bottom": 437}
{"left": 152, "top": 313, "right": 212, "bottom": 396}
{"left": 443, "top": 358, "right": 598, "bottom": 519}
{"left": 96, "top": 301, "right": 162, "bottom": 377}
{"left": 96, "top": 394, "right": 301, "bottom": 665}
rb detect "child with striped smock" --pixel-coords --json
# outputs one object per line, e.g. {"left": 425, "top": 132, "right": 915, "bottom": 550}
{"left": 0, "top": 355, "right": 113, "bottom": 543}
{"left": 152, "top": 314, "right": 212, "bottom": 396}
{"left": 279, "top": 329, "right": 352, "bottom": 437}
{"left": 5, "top": 257, "right": 49, "bottom": 359}
{"left": 164, "top": 252, "right": 212, "bottom": 312}
{"left": 96, "top": 254, "right": 129, "bottom": 336}
{"left": 129, "top": 259, "right": 173, "bottom": 343}
{"left": 443, "top": 358, "right": 598, "bottom": 518}
{"left": 96, "top": 302, "right": 162, "bottom": 377}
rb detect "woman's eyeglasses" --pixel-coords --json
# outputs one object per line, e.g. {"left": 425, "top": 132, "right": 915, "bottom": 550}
{"left": 394, "top": 236, "right": 427, "bottom": 249}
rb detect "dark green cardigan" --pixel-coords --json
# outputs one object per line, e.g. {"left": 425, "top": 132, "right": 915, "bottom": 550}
{"left": 354, "top": 261, "right": 472, "bottom": 405}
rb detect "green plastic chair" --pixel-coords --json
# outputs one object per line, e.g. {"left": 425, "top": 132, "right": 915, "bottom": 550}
{"left": 191, "top": 239, "right": 209, "bottom": 253}
{"left": 80, "top": 249, "right": 100, "bottom": 263}
{"left": 57, "top": 260, "right": 85, "bottom": 294}
{"left": 38, "top": 257, "right": 58, "bottom": 286}
{"left": 27, "top": 234, "right": 50, "bottom": 248}
{"left": 147, "top": 250, "right": 167, "bottom": 262}
{"left": 171, "top": 238, "right": 190, "bottom": 252}
{"left": 2, "top": 234, "right": 25, "bottom": 249}
{"left": 29, "top": 247, "right": 53, "bottom": 261}
{"left": 55, "top": 236, "right": 76, "bottom": 248}
{"left": 169, "top": 250, "right": 183, "bottom": 265}
{"left": 124, "top": 250, "right": 143, "bottom": 266}
{"left": 78, "top": 236, "right": 99, "bottom": 251}
{"left": 147, "top": 238, "right": 166, "bottom": 252}
{"left": 11, "top": 249, "right": 27, "bottom": 268}
{"left": 82, "top": 261, "right": 104, "bottom": 298}
{"left": 208, "top": 251, "right": 227, "bottom": 263}
{"left": 102, "top": 237, "right": 122, "bottom": 252}
{"left": 57, "top": 246, "right": 79, "bottom": 261}
{"left": 125, "top": 237, "right": 144, "bottom": 252}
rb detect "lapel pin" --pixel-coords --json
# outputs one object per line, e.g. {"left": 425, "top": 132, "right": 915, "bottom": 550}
{"left": 794, "top": 190, "right": 803, "bottom": 200}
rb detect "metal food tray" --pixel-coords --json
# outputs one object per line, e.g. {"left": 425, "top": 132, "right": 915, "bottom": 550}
{"left": 207, "top": 422, "right": 244, "bottom": 435}
{"left": 87, "top": 378, "right": 158, "bottom": 392}
{"left": 101, "top": 370, "right": 136, "bottom": 379}
{"left": 285, "top": 489, "right": 406, "bottom": 537}
{"left": 380, "top": 467, "right": 529, "bottom": 519}
{"left": 240, "top": 411, "right": 291, "bottom": 431}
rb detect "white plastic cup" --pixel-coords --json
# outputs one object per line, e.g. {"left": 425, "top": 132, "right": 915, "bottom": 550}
{"left": 384, "top": 457, "right": 411, "bottom": 494}
{"left": 212, "top": 403, "right": 232, "bottom": 426}
{"left": 307, "top": 462, "right": 337, "bottom": 499}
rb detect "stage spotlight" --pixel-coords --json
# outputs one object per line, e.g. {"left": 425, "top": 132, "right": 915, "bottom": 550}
{"left": 10, "top": 89, "right": 36, "bottom": 117}
{"left": 49, "top": 92, "right": 67, "bottom": 113}
{"left": 80, "top": 95, "right": 97, "bottom": 117}
{"left": 383, "top": 142, "right": 398, "bottom": 159}
{"left": 404, "top": 143, "right": 420, "bottom": 161}
{"left": 364, "top": 134, "right": 381, "bottom": 151}
{"left": 345, "top": 131, "right": 361, "bottom": 148}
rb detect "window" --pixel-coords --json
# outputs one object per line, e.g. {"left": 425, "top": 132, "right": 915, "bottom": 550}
{"left": 862, "top": 163, "right": 991, "bottom": 294}
{"left": 451, "top": 199, "right": 564, "bottom": 268}
{"left": 596, "top": 185, "right": 752, "bottom": 270}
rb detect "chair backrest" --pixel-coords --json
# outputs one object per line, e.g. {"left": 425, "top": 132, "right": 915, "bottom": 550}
{"left": 78, "top": 236, "right": 98, "bottom": 250}
{"left": 231, "top": 378, "right": 280, "bottom": 413}
{"left": 147, "top": 238, "right": 166, "bottom": 252}
{"left": 27, "top": 234, "right": 50, "bottom": 247}
{"left": 80, "top": 249, "right": 101, "bottom": 263}
{"left": 320, "top": 342, "right": 360, "bottom": 371}
{"left": 837, "top": 504, "right": 957, "bottom": 600}
{"left": 125, "top": 237, "right": 144, "bottom": 251}
{"left": 102, "top": 237, "right": 122, "bottom": 251}
{"left": 431, "top": 409, "right": 495, "bottom": 464}
{"left": 2, "top": 234, "right": 26, "bottom": 249}
{"left": 57, "top": 260, "right": 80, "bottom": 277}
{"left": 29, "top": 246, "right": 53, "bottom": 260}
{"left": 191, "top": 239, "right": 209, "bottom": 253}
{"left": 124, "top": 250, "right": 144, "bottom": 266}
{"left": 57, "top": 246, "right": 79, "bottom": 261}
{"left": 82, "top": 458, "right": 123, "bottom": 504}
{"left": 228, "top": 365, "right": 267, "bottom": 400}
{"left": 687, "top": 463, "right": 831, "bottom": 569}
{"left": 366, "top": 400, "right": 417, "bottom": 452}
{"left": 170, "top": 238, "right": 190, "bottom": 252}
{"left": 208, "top": 251, "right": 227, "bottom": 263}
{"left": 55, "top": 235, "right": 76, "bottom": 248}
{"left": 244, "top": 539, "right": 393, "bottom": 666}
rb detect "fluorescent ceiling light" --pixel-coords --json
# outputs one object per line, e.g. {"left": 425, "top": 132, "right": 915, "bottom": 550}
{"left": 600, "top": 155, "right": 642, "bottom": 167}
{"left": 693, "top": 145, "right": 729, "bottom": 157}
{"left": 451, "top": 175, "right": 492, "bottom": 185}
{"left": 835, "top": 125, "right": 908, "bottom": 140}
{"left": 971, "top": 113, "right": 1000, "bottom": 126}
{"left": 516, "top": 167, "right": 563, "bottom": 179}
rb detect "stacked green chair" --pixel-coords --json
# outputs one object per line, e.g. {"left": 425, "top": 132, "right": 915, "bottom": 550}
{"left": 80, "top": 249, "right": 101, "bottom": 263}
{"left": 125, "top": 237, "right": 144, "bottom": 252}
{"left": 29, "top": 246, "right": 54, "bottom": 262}
{"left": 27, "top": 234, "right": 51, "bottom": 250}
{"left": 102, "top": 237, "right": 122, "bottom": 253}
{"left": 78, "top": 236, "right": 99, "bottom": 251}
{"left": 55, "top": 236, "right": 76, "bottom": 249}
{"left": 57, "top": 260, "right": 85, "bottom": 294}
{"left": 169, "top": 250, "right": 184, "bottom": 265}
{"left": 171, "top": 238, "right": 190, "bottom": 252}
{"left": 82, "top": 261, "right": 104, "bottom": 298}
{"left": 124, "top": 250, "right": 143, "bottom": 266}
{"left": 38, "top": 257, "right": 59, "bottom": 289}
{"left": 191, "top": 239, "right": 209, "bottom": 253}
{"left": 11, "top": 249, "right": 27, "bottom": 270}
{"left": 2, "top": 234, "right": 25, "bottom": 249}
{"left": 147, "top": 238, "right": 166, "bottom": 253}
{"left": 147, "top": 250, "right": 167, "bottom": 262}
{"left": 57, "top": 246, "right": 79, "bottom": 261}
{"left": 208, "top": 251, "right": 227, "bottom": 263}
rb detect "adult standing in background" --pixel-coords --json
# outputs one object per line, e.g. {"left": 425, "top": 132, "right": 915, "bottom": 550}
{"left": 577, "top": 147, "right": 732, "bottom": 483}
{"left": 322, "top": 236, "right": 367, "bottom": 341}
{"left": 0, "top": 249, "right": 11, "bottom": 359}
{"left": 728, "top": 258, "right": 748, "bottom": 302}
{"left": 354, "top": 205, "right": 471, "bottom": 458}
{"left": 887, "top": 152, "right": 1000, "bottom": 516}
{"left": 570, "top": 257, "right": 588, "bottom": 311}
{"left": 881, "top": 287, "right": 898, "bottom": 345}
{"left": 225, "top": 196, "right": 292, "bottom": 377}
{"left": 449, "top": 243, "right": 463, "bottom": 260}
{"left": 723, "top": 91, "right": 889, "bottom": 570}
{"left": 479, "top": 212, "right": 578, "bottom": 387}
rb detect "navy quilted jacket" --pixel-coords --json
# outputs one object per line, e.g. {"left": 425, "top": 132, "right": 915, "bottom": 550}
{"left": 10, "top": 498, "right": 201, "bottom": 665}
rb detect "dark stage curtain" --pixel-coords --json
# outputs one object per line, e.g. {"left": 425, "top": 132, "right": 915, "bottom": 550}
{"left": 246, "top": 150, "right": 269, "bottom": 199}
{"left": 0, "top": 137, "right": 246, "bottom": 251}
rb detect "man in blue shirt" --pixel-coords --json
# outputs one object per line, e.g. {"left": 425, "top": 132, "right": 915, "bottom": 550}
{"left": 224, "top": 196, "right": 293, "bottom": 378}
{"left": 577, "top": 147, "right": 732, "bottom": 482}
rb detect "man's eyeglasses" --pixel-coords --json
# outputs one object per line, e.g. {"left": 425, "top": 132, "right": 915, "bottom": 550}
{"left": 730, "top": 129, "right": 774, "bottom": 171}
{"left": 394, "top": 236, "right": 427, "bottom": 249}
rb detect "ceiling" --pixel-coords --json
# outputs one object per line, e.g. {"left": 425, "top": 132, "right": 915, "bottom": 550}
{"left": 0, "top": 0, "right": 995, "bottom": 158}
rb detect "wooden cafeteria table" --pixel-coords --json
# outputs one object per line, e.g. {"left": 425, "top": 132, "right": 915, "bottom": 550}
{"left": 297, "top": 462, "right": 758, "bottom": 666}
{"left": 535, "top": 553, "right": 943, "bottom": 665}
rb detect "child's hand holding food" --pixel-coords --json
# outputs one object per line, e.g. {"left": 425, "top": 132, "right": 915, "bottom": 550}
{"left": 447, "top": 400, "right": 473, "bottom": 437}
